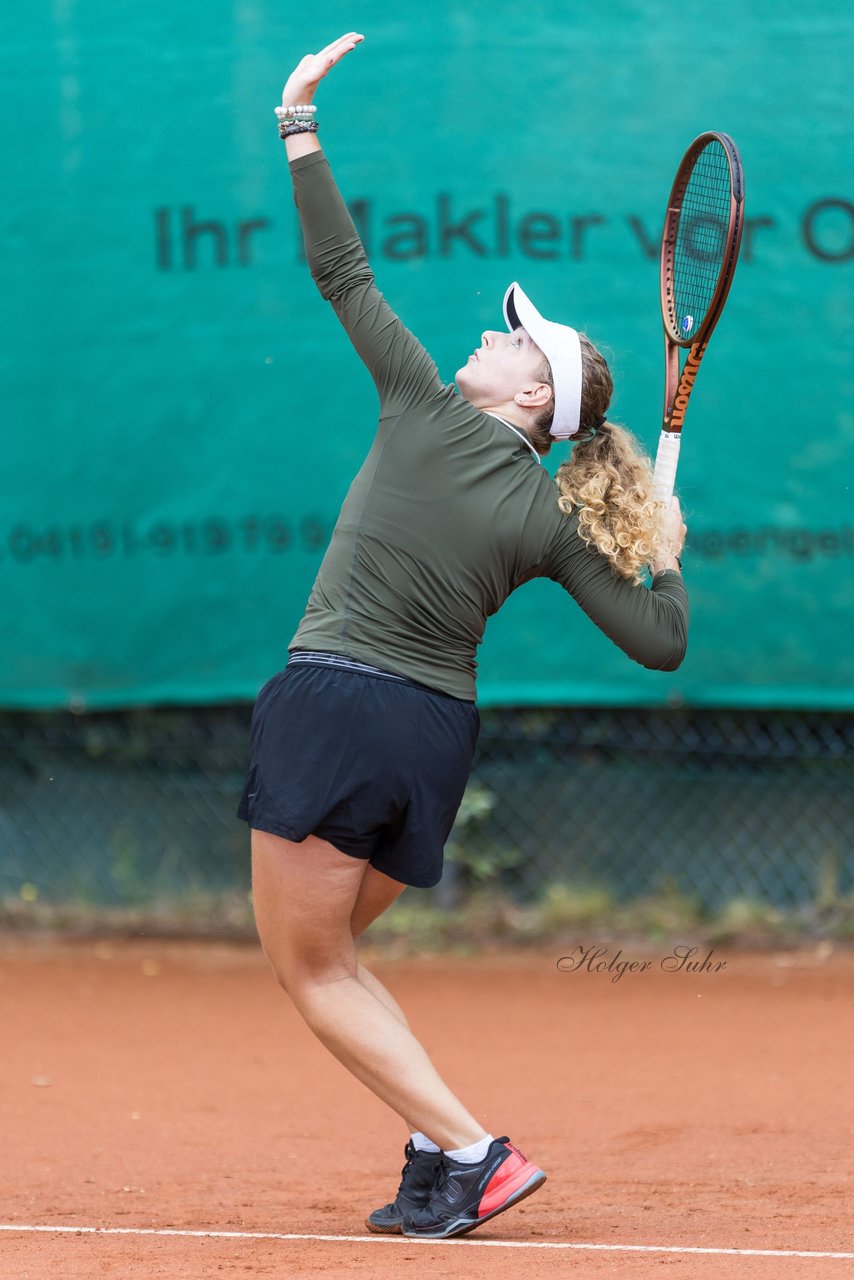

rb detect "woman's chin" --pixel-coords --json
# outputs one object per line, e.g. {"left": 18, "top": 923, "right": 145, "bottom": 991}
{"left": 455, "top": 367, "right": 479, "bottom": 400}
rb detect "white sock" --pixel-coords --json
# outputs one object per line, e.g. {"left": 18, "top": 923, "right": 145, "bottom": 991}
{"left": 444, "top": 1133, "right": 494, "bottom": 1164}
{"left": 410, "top": 1131, "right": 441, "bottom": 1154}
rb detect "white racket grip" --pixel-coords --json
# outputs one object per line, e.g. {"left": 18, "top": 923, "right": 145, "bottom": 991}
{"left": 653, "top": 431, "right": 681, "bottom": 502}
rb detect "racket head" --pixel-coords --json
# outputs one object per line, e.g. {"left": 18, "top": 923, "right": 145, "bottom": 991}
{"left": 660, "top": 132, "right": 745, "bottom": 348}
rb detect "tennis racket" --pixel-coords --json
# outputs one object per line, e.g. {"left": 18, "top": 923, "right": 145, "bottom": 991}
{"left": 653, "top": 131, "right": 745, "bottom": 501}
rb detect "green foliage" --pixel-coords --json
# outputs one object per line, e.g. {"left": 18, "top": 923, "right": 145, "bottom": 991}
{"left": 814, "top": 846, "right": 842, "bottom": 911}
{"left": 4, "top": 881, "right": 854, "bottom": 948}
{"left": 453, "top": 783, "right": 497, "bottom": 828}
{"left": 708, "top": 897, "right": 787, "bottom": 945}
{"left": 444, "top": 782, "right": 523, "bottom": 883}
{"left": 537, "top": 882, "right": 617, "bottom": 931}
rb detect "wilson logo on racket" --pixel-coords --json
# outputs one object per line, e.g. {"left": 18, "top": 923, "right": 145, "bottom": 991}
{"left": 671, "top": 348, "right": 705, "bottom": 427}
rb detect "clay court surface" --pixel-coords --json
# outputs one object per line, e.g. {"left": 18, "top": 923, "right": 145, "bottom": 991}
{"left": 1, "top": 935, "right": 852, "bottom": 1279}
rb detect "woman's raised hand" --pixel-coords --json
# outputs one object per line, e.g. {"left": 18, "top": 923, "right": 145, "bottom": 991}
{"left": 660, "top": 495, "right": 687, "bottom": 557}
{"left": 281, "top": 32, "right": 365, "bottom": 107}
{"left": 650, "top": 495, "right": 687, "bottom": 575}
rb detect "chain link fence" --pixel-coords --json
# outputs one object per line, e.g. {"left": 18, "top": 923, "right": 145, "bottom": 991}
{"left": 1, "top": 705, "right": 852, "bottom": 933}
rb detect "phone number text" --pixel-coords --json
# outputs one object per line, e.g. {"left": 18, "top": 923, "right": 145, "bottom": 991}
{"left": 2, "top": 516, "right": 334, "bottom": 562}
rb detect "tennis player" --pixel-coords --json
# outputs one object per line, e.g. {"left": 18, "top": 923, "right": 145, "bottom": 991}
{"left": 238, "top": 33, "right": 688, "bottom": 1240}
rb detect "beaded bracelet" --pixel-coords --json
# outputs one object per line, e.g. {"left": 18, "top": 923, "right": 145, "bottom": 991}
{"left": 279, "top": 120, "right": 319, "bottom": 138}
{"left": 275, "top": 104, "right": 317, "bottom": 123}
{"left": 275, "top": 103, "right": 318, "bottom": 140}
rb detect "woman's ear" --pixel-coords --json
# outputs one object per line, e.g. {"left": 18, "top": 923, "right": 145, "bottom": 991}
{"left": 514, "top": 381, "right": 553, "bottom": 410}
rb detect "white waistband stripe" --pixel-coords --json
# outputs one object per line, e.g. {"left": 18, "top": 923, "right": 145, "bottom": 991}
{"left": 288, "top": 652, "right": 407, "bottom": 681}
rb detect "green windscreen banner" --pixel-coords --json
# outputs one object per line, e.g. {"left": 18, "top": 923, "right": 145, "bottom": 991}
{"left": 2, "top": 2, "right": 852, "bottom": 709}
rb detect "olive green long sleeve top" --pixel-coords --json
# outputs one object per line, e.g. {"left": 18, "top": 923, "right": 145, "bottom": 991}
{"left": 289, "top": 151, "right": 688, "bottom": 700}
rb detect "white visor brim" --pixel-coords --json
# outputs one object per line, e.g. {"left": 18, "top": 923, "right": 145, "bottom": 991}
{"left": 503, "top": 282, "right": 582, "bottom": 439}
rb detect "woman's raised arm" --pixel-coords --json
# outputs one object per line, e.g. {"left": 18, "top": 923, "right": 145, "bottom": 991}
{"left": 276, "top": 32, "right": 444, "bottom": 419}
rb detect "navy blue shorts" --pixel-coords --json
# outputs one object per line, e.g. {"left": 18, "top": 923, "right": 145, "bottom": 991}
{"left": 236, "top": 654, "right": 480, "bottom": 889}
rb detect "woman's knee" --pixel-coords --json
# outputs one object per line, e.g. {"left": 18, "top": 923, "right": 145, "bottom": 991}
{"left": 258, "top": 936, "right": 296, "bottom": 995}
{"left": 251, "top": 828, "right": 366, "bottom": 989}
{"left": 260, "top": 929, "right": 356, "bottom": 1000}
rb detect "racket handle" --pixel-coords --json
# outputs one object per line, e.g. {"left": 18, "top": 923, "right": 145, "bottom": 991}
{"left": 653, "top": 431, "right": 681, "bottom": 502}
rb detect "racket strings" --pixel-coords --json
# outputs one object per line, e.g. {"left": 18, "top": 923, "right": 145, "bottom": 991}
{"left": 669, "top": 140, "right": 732, "bottom": 338}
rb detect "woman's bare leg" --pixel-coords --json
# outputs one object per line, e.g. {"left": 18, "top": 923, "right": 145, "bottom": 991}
{"left": 252, "top": 828, "right": 485, "bottom": 1151}
{"left": 350, "top": 864, "right": 412, "bottom": 1029}
{"left": 349, "top": 864, "right": 418, "bottom": 1131}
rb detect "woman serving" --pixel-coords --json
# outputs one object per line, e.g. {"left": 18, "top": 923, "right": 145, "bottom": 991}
{"left": 238, "top": 32, "right": 688, "bottom": 1241}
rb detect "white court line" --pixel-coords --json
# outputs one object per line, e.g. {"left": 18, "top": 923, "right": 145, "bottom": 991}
{"left": 0, "top": 1224, "right": 852, "bottom": 1260}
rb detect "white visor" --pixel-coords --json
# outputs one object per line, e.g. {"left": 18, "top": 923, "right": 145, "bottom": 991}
{"left": 503, "top": 282, "right": 583, "bottom": 439}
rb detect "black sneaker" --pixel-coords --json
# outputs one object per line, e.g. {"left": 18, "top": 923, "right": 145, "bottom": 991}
{"left": 402, "top": 1136, "right": 546, "bottom": 1239}
{"left": 365, "top": 1141, "right": 443, "bottom": 1234}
